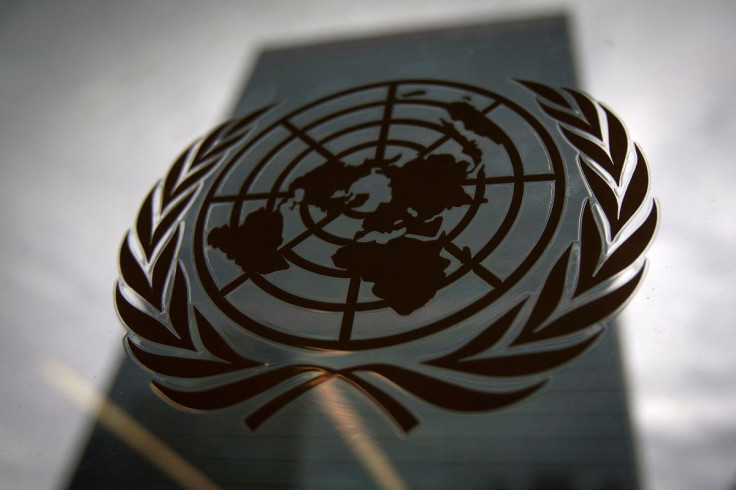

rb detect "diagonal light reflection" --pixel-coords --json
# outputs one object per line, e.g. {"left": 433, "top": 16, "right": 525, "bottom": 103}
{"left": 40, "top": 358, "right": 220, "bottom": 490}
{"left": 316, "top": 380, "right": 408, "bottom": 490}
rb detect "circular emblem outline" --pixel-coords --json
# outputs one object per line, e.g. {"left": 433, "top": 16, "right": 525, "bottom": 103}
{"left": 115, "top": 80, "right": 658, "bottom": 433}
{"left": 192, "top": 80, "right": 567, "bottom": 350}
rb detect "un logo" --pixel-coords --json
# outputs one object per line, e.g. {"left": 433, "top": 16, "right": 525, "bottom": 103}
{"left": 116, "top": 80, "right": 657, "bottom": 432}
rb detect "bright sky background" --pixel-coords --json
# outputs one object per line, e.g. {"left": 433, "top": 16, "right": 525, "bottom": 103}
{"left": 1, "top": 1, "right": 735, "bottom": 489}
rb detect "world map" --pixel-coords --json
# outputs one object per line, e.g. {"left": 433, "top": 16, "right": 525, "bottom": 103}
{"left": 209, "top": 103, "right": 491, "bottom": 315}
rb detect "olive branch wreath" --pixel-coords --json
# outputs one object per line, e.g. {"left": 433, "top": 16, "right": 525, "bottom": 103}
{"left": 116, "top": 82, "right": 657, "bottom": 434}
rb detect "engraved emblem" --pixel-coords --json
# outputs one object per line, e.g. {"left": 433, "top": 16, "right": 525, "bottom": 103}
{"left": 116, "top": 80, "right": 657, "bottom": 432}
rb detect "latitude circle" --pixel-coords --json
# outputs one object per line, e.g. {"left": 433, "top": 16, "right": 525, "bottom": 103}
{"left": 248, "top": 135, "right": 498, "bottom": 304}
{"left": 258, "top": 110, "right": 517, "bottom": 267}
{"left": 229, "top": 104, "right": 522, "bottom": 311}
{"left": 296, "top": 137, "right": 482, "bottom": 239}
{"left": 193, "top": 80, "right": 566, "bottom": 351}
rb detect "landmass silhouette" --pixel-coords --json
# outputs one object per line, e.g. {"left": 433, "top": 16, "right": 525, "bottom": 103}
{"left": 210, "top": 102, "right": 489, "bottom": 315}
{"left": 332, "top": 236, "right": 450, "bottom": 315}
{"left": 208, "top": 207, "right": 289, "bottom": 275}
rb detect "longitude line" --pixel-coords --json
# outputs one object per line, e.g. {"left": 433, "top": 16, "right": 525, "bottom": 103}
{"left": 419, "top": 98, "right": 502, "bottom": 158}
{"left": 374, "top": 84, "right": 397, "bottom": 161}
{"left": 280, "top": 209, "right": 342, "bottom": 252}
{"left": 219, "top": 208, "right": 343, "bottom": 296}
{"left": 444, "top": 242, "right": 502, "bottom": 288}
{"left": 462, "top": 173, "right": 557, "bottom": 186}
{"left": 211, "top": 192, "right": 289, "bottom": 203}
{"left": 220, "top": 273, "right": 251, "bottom": 296}
{"left": 339, "top": 276, "right": 361, "bottom": 344}
{"left": 522, "top": 173, "right": 557, "bottom": 182}
{"left": 283, "top": 120, "right": 338, "bottom": 162}
{"left": 482, "top": 100, "right": 502, "bottom": 113}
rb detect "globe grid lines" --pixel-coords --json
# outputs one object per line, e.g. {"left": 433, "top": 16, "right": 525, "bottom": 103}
{"left": 117, "top": 80, "right": 656, "bottom": 431}
{"left": 230, "top": 89, "right": 514, "bottom": 283}
{"left": 219, "top": 102, "right": 510, "bottom": 309}
{"left": 203, "top": 83, "right": 556, "bottom": 342}
{"left": 193, "top": 80, "right": 566, "bottom": 350}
